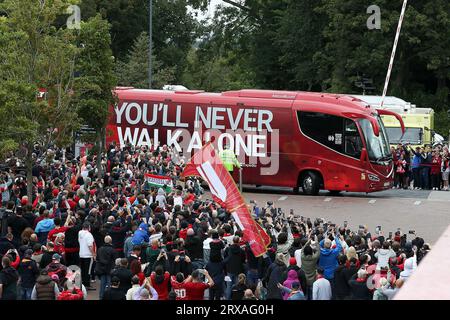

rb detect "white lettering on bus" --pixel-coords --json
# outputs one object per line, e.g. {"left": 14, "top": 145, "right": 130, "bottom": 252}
{"left": 176, "top": 105, "right": 188, "bottom": 128}
{"left": 125, "top": 102, "right": 142, "bottom": 125}
{"left": 115, "top": 103, "right": 127, "bottom": 124}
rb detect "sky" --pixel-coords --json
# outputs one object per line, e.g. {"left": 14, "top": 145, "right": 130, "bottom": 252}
{"left": 190, "top": 0, "right": 229, "bottom": 21}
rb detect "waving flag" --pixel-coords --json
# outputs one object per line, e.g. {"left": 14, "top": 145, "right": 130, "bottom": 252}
{"left": 182, "top": 143, "right": 269, "bottom": 257}
{"left": 144, "top": 173, "right": 173, "bottom": 192}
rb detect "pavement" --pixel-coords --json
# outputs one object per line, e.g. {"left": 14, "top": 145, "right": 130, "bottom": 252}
{"left": 239, "top": 186, "right": 450, "bottom": 245}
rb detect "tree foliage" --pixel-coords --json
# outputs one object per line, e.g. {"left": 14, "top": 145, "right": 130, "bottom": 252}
{"left": 115, "top": 32, "right": 175, "bottom": 89}
{"left": 0, "top": 0, "right": 80, "bottom": 198}
{"left": 73, "top": 14, "right": 117, "bottom": 176}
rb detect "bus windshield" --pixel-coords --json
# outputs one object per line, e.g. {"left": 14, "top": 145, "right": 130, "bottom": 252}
{"left": 358, "top": 117, "right": 391, "bottom": 162}
{"left": 385, "top": 127, "right": 423, "bottom": 145}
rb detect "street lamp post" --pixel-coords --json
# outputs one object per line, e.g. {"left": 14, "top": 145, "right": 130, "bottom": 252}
{"left": 149, "top": 0, "right": 153, "bottom": 89}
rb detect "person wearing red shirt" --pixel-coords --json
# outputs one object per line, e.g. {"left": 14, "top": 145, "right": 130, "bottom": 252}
{"left": 430, "top": 151, "right": 442, "bottom": 190}
{"left": 149, "top": 266, "right": 170, "bottom": 300}
{"left": 184, "top": 269, "right": 214, "bottom": 300}
{"left": 130, "top": 260, "right": 145, "bottom": 286}
{"left": 47, "top": 217, "right": 69, "bottom": 243}
{"left": 170, "top": 273, "right": 189, "bottom": 301}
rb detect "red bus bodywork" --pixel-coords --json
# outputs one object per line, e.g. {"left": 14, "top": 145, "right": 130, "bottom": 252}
{"left": 107, "top": 88, "right": 403, "bottom": 194}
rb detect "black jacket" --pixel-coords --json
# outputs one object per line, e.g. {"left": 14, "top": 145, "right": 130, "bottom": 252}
{"left": 102, "top": 287, "right": 126, "bottom": 300}
{"left": 264, "top": 261, "right": 287, "bottom": 300}
{"left": 0, "top": 237, "right": 15, "bottom": 256}
{"left": 64, "top": 223, "right": 82, "bottom": 249}
{"left": 348, "top": 274, "right": 372, "bottom": 300}
{"left": 224, "top": 244, "right": 246, "bottom": 275}
{"left": 206, "top": 259, "right": 228, "bottom": 287}
{"left": 110, "top": 266, "right": 133, "bottom": 294}
{"left": 17, "top": 259, "right": 39, "bottom": 288}
{"left": 185, "top": 235, "right": 203, "bottom": 260}
{"left": 95, "top": 244, "right": 118, "bottom": 275}
{"left": 334, "top": 265, "right": 351, "bottom": 299}
{"left": 0, "top": 266, "right": 19, "bottom": 300}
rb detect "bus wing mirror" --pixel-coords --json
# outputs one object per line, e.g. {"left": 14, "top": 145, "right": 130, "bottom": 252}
{"left": 360, "top": 148, "right": 368, "bottom": 163}
{"left": 377, "top": 109, "right": 405, "bottom": 134}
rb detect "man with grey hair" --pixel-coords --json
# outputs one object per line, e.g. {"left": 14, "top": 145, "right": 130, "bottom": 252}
{"left": 95, "top": 235, "right": 118, "bottom": 299}
{"left": 318, "top": 228, "right": 343, "bottom": 286}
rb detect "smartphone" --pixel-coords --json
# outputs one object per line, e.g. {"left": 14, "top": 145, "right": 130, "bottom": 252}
{"left": 289, "top": 209, "right": 294, "bottom": 215}
{"left": 375, "top": 226, "right": 381, "bottom": 233}
{"left": 408, "top": 230, "right": 415, "bottom": 235}
{"left": 344, "top": 221, "right": 348, "bottom": 228}
{"left": 389, "top": 231, "right": 393, "bottom": 239}
{"left": 359, "top": 225, "right": 364, "bottom": 230}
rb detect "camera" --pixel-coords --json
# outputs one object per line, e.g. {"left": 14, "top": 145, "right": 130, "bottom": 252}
{"left": 267, "top": 201, "right": 273, "bottom": 206}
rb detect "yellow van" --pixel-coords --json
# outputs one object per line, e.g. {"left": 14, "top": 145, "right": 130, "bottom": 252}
{"left": 350, "top": 95, "right": 434, "bottom": 148}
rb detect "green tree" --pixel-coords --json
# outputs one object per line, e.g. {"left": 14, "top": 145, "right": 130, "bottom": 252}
{"left": 115, "top": 31, "right": 175, "bottom": 89}
{"left": 80, "top": 0, "right": 198, "bottom": 82}
{"left": 0, "top": 0, "right": 79, "bottom": 199}
{"left": 74, "top": 14, "right": 117, "bottom": 177}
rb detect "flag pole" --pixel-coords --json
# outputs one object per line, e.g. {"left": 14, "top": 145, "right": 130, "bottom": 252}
{"left": 380, "top": 0, "right": 408, "bottom": 108}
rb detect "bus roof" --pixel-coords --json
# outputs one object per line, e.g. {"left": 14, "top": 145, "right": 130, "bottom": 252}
{"left": 114, "top": 87, "right": 375, "bottom": 117}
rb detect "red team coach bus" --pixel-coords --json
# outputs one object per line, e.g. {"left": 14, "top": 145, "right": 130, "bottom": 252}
{"left": 106, "top": 87, "right": 404, "bottom": 195}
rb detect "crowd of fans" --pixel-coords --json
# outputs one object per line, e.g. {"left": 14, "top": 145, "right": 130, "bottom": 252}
{"left": 392, "top": 143, "right": 450, "bottom": 190}
{"left": 0, "top": 143, "right": 431, "bottom": 301}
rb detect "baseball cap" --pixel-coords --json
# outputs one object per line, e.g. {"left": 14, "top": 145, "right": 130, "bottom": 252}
{"left": 52, "top": 253, "right": 62, "bottom": 261}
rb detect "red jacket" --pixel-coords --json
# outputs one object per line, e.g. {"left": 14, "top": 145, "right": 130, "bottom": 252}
{"left": 57, "top": 288, "right": 84, "bottom": 300}
{"left": 431, "top": 157, "right": 442, "bottom": 175}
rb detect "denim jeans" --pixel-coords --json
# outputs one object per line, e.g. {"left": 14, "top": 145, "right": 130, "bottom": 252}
{"left": 225, "top": 273, "right": 238, "bottom": 300}
{"left": 246, "top": 269, "right": 259, "bottom": 287}
{"left": 21, "top": 287, "right": 33, "bottom": 300}
{"left": 99, "top": 274, "right": 111, "bottom": 300}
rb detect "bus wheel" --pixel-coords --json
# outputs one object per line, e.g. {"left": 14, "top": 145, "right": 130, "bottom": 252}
{"left": 301, "top": 171, "right": 320, "bottom": 195}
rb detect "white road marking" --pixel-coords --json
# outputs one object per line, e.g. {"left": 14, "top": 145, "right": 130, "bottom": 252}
{"left": 278, "top": 196, "right": 288, "bottom": 201}
{"left": 368, "top": 200, "right": 376, "bottom": 204}
{"left": 414, "top": 201, "right": 422, "bottom": 205}
{"left": 324, "top": 198, "right": 332, "bottom": 202}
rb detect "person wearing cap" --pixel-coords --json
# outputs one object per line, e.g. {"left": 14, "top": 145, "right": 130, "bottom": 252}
{"left": 102, "top": 276, "right": 125, "bottom": 300}
{"left": 17, "top": 249, "right": 39, "bottom": 300}
{"left": 45, "top": 253, "right": 67, "bottom": 287}
{"left": 78, "top": 222, "right": 96, "bottom": 290}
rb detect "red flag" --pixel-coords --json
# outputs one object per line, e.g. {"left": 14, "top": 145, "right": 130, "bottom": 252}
{"left": 182, "top": 143, "right": 269, "bottom": 257}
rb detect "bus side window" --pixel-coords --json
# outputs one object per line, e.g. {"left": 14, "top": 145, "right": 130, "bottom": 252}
{"left": 298, "top": 111, "right": 344, "bottom": 154}
{"left": 344, "top": 119, "right": 362, "bottom": 159}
